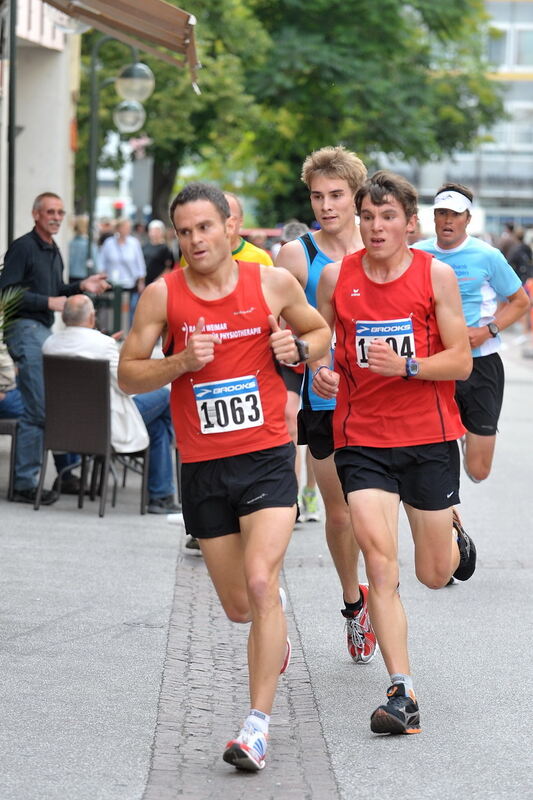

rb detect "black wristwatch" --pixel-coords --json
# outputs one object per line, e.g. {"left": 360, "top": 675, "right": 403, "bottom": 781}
{"left": 293, "top": 337, "right": 310, "bottom": 364}
{"left": 487, "top": 322, "right": 499, "bottom": 338}
{"left": 404, "top": 357, "right": 419, "bottom": 379}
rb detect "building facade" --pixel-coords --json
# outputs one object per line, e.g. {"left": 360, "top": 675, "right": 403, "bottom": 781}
{"left": 0, "top": 0, "right": 80, "bottom": 256}
{"left": 382, "top": 1, "right": 533, "bottom": 238}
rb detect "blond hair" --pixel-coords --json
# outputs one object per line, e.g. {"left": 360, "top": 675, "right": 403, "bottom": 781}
{"left": 301, "top": 146, "right": 367, "bottom": 194}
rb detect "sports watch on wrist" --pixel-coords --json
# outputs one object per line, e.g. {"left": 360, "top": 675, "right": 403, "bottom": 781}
{"left": 293, "top": 336, "right": 310, "bottom": 364}
{"left": 404, "top": 357, "right": 419, "bottom": 379}
{"left": 487, "top": 322, "right": 499, "bottom": 338}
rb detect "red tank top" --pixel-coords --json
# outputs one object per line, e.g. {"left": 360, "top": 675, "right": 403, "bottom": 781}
{"left": 332, "top": 248, "right": 465, "bottom": 448}
{"left": 164, "top": 262, "right": 290, "bottom": 462}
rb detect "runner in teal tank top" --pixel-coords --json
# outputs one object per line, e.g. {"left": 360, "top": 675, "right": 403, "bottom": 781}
{"left": 275, "top": 145, "right": 377, "bottom": 665}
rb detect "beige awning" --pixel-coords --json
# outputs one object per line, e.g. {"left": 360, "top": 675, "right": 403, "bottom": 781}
{"left": 45, "top": 0, "right": 200, "bottom": 83}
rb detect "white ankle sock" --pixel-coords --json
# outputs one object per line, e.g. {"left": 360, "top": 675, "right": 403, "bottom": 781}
{"left": 246, "top": 709, "right": 270, "bottom": 734}
{"left": 390, "top": 673, "right": 414, "bottom": 696}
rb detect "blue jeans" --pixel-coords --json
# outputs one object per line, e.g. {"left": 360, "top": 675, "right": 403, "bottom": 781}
{"left": 133, "top": 388, "right": 175, "bottom": 499}
{"left": 0, "top": 387, "right": 24, "bottom": 419}
{"left": 6, "top": 319, "right": 77, "bottom": 490}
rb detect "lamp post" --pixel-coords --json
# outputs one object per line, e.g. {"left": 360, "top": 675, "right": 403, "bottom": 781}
{"left": 86, "top": 35, "right": 155, "bottom": 270}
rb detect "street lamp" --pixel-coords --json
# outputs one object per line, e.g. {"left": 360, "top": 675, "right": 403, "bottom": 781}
{"left": 113, "top": 101, "right": 146, "bottom": 134}
{"left": 115, "top": 63, "right": 155, "bottom": 103}
{"left": 86, "top": 35, "right": 155, "bottom": 272}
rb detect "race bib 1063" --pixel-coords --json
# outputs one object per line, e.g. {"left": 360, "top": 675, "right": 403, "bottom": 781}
{"left": 193, "top": 375, "right": 264, "bottom": 434}
{"left": 355, "top": 318, "right": 416, "bottom": 368}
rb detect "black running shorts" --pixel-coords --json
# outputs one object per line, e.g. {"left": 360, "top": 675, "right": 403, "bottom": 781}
{"left": 181, "top": 443, "right": 298, "bottom": 539}
{"left": 279, "top": 364, "right": 304, "bottom": 395}
{"left": 297, "top": 409, "right": 334, "bottom": 460}
{"left": 455, "top": 352, "right": 504, "bottom": 436}
{"left": 334, "top": 441, "right": 461, "bottom": 511}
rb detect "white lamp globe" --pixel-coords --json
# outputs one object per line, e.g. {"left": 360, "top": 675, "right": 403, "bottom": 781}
{"left": 115, "top": 63, "right": 155, "bottom": 103}
{"left": 113, "top": 101, "right": 146, "bottom": 134}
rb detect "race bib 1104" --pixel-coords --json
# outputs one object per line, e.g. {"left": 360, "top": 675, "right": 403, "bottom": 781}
{"left": 355, "top": 318, "right": 416, "bottom": 368}
{"left": 193, "top": 375, "right": 264, "bottom": 434}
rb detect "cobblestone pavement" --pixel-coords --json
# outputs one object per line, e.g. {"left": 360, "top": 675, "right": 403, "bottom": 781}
{"left": 143, "top": 543, "right": 339, "bottom": 800}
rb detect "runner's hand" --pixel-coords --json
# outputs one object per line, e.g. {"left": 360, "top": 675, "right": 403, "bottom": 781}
{"left": 367, "top": 339, "right": 405, "bottom": 377}
{"left": 312, "top": 366, "right": 339, "bottom": 398}
{"left": 184, "top": 317, "right": 221, "bottom": 372}
{"left": 268, "top": 314, "right": 299, "bottom": 364}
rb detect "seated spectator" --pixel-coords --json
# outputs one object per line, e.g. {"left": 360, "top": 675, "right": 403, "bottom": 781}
{"left": 142, "top": 221, "right": 174, "bottom": 285}
{"left": 42, "top": 295, "right": 180, "bottom": 514}
{"left": 0, "top": 340, "right": 24, "bottom": 419}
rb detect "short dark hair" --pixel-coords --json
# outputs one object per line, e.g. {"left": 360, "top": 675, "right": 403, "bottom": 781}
{"left": 435, "top": 182, "right": 473, "bottom": 203}
{"left": 356, "top": 170, "right": 418, "bottom": 219}
{"left": 169, "top": 182, "right": 230, "bottom": 226}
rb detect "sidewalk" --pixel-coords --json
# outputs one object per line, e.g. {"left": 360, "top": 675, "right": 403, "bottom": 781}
{"left": 0, "top": 334, "right": 532, "bottom": 798}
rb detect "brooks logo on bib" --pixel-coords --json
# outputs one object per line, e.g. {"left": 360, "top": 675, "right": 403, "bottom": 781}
{"left": 193, "top": 375, "right": 264, "bottom": 433}
{"left": 355, "top": 318, "right": 415, "bottom": 368}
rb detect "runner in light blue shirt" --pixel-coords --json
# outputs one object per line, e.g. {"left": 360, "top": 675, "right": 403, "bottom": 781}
{"left": 416, "top": 183, "right": 529, "bottom": 483}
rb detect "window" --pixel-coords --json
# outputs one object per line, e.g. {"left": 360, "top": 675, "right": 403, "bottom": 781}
{"left": 487, "top": 27, "right": 508, "bottom": 67}
{"left": 516, "top": 29, "right": 533, "bottom": 67}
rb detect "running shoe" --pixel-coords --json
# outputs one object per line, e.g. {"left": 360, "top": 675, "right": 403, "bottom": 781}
{"left": 301, "top": 487, "right": 321, "bottom": 522}
{"left": 452, "top": 509, "right": 477, "bottom": 581}
{"left": 223, "top": 725, "right": 267, "bottom": 771}
{"left": 279, "top": 586, "right": 291, "bottom": 674}
{"left": 370, "top": 683, "right": 421, "bottom": 735}
{"left": 341, "top": 584, "right": 377, "bottom": 664}
{"left": 185, "top": 535, "right": 200, "bottom": 551}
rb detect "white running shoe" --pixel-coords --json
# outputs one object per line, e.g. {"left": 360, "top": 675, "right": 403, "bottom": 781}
{"left": 301, "top": 487, "right": 321, "bottom": 522}
{"left": 223, "top": 725, "right": 267, "bottom": 771}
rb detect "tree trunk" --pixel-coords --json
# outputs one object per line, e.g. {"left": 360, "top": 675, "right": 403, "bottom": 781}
{"left": 151, "top": 161, "right": 179, "bottom": 223}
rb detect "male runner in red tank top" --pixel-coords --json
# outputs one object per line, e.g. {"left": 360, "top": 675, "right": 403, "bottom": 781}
{"left": 118, "top": 182, "right": 330, "bottom": 772}
{"left": 313, "top": 171, "right": 476, "bottom": 736}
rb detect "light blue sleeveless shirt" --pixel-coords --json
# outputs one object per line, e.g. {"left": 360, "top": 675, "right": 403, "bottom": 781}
{"left": 298, "top": 232, "right": 335, "bottom": 410}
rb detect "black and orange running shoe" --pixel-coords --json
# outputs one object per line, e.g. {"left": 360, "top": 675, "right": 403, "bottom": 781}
{"left": 452, "top": 509, "right": 477, "bottom": 582}
{"left": 370, "top": 683, "right": 421, "bottom": 735}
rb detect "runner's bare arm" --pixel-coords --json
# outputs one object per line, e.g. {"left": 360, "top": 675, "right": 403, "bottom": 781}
{"left": 261, "top": 266, "right": 331, "bottom": 364}
{"left": 467, "top": 285, "right": 529, "bottom": 350}
{"left": 118, "top": 279, "right": 221, "bottom": 394}
{"left": 367, "top": 259, "right": 472, "bottom": 380}
{"left": 312, "top": 262, "right": 341, "bottom": 398}
{"left": 274, "top": 239, "right": 309, "bottom": 289}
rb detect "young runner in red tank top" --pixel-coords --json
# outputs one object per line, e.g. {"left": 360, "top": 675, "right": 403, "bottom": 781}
{"left": 313, "top": 170, "right": 476, "bottom": 737}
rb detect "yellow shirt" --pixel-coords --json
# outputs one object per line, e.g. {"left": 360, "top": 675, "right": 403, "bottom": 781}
{"left": 180, "top": 237, "right": 273, "bottom": 267}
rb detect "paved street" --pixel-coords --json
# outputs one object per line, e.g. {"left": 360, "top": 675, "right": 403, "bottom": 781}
{"left": 0, "top": 333, "right": 532, "bottom": 800}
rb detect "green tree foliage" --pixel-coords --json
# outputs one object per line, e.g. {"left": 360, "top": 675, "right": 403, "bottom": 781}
{"left": 240, "top": 0, "right": 505, "bottom": 223}
{"left": 74, "top": 0, "right": 270, "bottom": 221}
{"left": 74, "top": 0, "right": 504, "bottom": 226}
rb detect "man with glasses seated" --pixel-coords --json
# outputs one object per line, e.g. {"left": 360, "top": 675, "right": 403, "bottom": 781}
{"left": 0, "top": 192, "right": 109, "bottom": 504}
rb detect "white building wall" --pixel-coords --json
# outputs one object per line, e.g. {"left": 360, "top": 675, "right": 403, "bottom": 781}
{"left": 0, "top": 1, "right": 79, "bottom": 260}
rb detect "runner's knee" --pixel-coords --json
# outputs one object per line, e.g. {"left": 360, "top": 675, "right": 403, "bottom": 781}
{"left": 415, "top": 563, "right": 450, "bottom": 590}
{"left": 220, "top": 589, "right": 251, "bottom": 623}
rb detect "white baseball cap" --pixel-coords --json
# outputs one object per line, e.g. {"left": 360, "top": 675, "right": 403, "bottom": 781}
{"left": 433, "top": 190, "right": 472, "bottom": 213}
